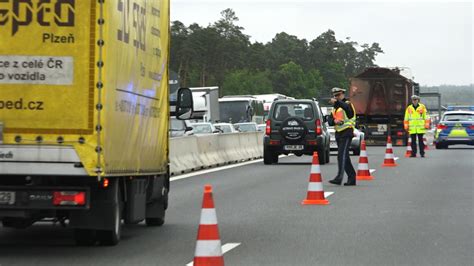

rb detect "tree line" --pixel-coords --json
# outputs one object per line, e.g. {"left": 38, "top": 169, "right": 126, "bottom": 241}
{"left": 170, "top": 8, "right": 383, "bottom": 98}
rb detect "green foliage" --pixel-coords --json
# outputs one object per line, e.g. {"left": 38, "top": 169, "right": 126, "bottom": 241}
{"left": 222, "top": 69, "right": 273, "bottom": 95}
{"left": 170, "top": 9, "right": 384, "bottom": 98}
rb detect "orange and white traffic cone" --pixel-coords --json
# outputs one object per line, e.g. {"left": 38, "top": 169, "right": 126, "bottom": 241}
{"left": 193, "top": 185, "right": 224, "bottom": 266}
{"left": 302, "top": 152, "right": 329, "bottom": 205}
{"left": 405, "top": 137, "right": 413, "bottom": 158}
{"left": 356, "top": 140, "right": 374, "bottom": 180}
{"left": 382, "top": 136, "right": 398, "bottom": 167}
{"left": 423, "top": 137, "right": 429, "bottom": 150}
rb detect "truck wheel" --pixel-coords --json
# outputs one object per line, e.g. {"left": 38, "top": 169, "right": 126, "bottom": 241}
{"left": 74, "top": 229, "right": 97, "bottom": 246}
{"left": 145, "top": 199, "right": 166, "bottom": 227}
{"left": 97, "top": 185, "right": 122, "bottom": 246}
{"left": 146, "top": 216, "right": 165, "bottom": 226}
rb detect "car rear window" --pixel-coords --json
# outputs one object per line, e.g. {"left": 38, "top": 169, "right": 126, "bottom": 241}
{"left": 273, "top": 103, "right": 314, "bottom": 121}
{"left": 442, "top": 113, "right": 474, "bottom": 121}
{"left": 192, "top": 124, "right": 212, "bottom": 133}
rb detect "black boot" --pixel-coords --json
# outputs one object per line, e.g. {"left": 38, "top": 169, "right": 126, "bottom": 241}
{"left": 344, "top": 182, "right": 356, "bottom": 186}
{"left": 329, "top": 178, "right": 342, "bottom": 185}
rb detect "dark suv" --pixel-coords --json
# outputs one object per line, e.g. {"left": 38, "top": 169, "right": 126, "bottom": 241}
{"left": 263, "top": 99, "right": 330, "bottom": 164}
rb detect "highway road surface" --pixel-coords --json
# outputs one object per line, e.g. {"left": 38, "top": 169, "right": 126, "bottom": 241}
{"left": 0, "top": 146, "right": 472, "bottom": 266}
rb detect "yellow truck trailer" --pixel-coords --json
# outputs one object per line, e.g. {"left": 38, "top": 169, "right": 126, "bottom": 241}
{"left": 0, "top": 0, "right": 192, "bottom": 245}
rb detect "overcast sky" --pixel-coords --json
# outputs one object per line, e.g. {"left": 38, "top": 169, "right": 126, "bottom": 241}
{"left": 171, "top": 0, "right": 473, "bottom": 86}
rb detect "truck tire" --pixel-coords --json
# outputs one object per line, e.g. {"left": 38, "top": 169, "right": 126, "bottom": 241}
{"left": 74, "top": 229, "right": 97, "bottom": 246}
{"left": 97, "top": 183, "right": 122, "bottom": 246}
{"left": 145, "top": 198, "right": 166, "bottom": 227}
{"left": 146, "top": 216, "right": 165, "bottom": 226}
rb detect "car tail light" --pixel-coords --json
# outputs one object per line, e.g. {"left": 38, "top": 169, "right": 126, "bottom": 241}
{"left": 437, "top": 124, "right": 448, "bottom": 130}
{"left": 269, "top": 140, "right": 280, "bottom": 145}
{"left": 468, "top": 125, "right": 474, "bottom": 130}
{"left": 307, "top": 140, "right": 317, "bottom": 145}
{"left": 53, "top": 191, "right": 86, "bottom": 206}
{"left": 396, "top": 131, "right": 404, "bottom": 137}
{"left": 315, "top": 119, "right": 322, "bottom": 135}
{"left": 265, "top": 119, "right": 271, "bottom": 135}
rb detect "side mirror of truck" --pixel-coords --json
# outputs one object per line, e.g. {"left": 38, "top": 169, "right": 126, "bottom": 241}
{"left": 176, "top": 88, "right": 193, "bottom": 120}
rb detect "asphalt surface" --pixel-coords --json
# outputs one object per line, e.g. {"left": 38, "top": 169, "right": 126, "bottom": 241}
{"left": 0, "top": 145, "right": 472, "bottom": 266}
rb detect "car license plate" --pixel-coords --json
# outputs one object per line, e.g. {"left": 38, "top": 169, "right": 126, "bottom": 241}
{"left": 371, "top": 131, "right": 384, "bottom": 135}
{"left": 284, "top": 145, "right": 304, "bottom": 151}
{"left": 0, "top": 191, "right": 15, "bottom": 205}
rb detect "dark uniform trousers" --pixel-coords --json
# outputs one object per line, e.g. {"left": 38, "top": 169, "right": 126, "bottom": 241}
{"left": 335, "top": 135, "right": 356, "bottom": 183}
{"left": 410, "top": 133, "right": 425, "bottom": 156}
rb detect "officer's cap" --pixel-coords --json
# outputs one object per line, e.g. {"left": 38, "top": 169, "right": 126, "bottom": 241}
{"left": 331, "top": 87, "right": 346, "bottom": 95}
{"left": 411, "top": 95, "right": 420, "bottom": 100}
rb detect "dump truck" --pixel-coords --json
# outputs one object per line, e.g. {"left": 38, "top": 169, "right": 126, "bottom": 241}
{"left": 0, "top": 0, "right": 192, "bottom": 245}
{"left": 349, "top": 67, "right": 417, "bottom": 146}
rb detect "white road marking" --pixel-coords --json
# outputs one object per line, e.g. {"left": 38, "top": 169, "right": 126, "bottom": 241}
{"left": 394, "top": 157, "right": 399, "bottom": 161}
{"left": 171, "top": 159, "right": 263, "bottom": 182}
{"left": 171, "top": 155, "right": 291, "bottom": 182}
{"left": 186, "top": 243, "right": 241, "bottom": 266}
{"left": 370, "top": 169, "right": 376, "bottom": 174}
{"left": 324, "top": 191, "right": 334, "bottom": 198}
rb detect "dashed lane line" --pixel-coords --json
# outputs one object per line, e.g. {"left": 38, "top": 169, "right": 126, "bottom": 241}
{"left": 186, "top": 243, "right": 241, "bottom": 266}
{"left": 325, "top": 192, "right": 334, "bottom": 198}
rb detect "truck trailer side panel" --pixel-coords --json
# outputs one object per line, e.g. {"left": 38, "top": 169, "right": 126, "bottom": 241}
{"left": 102, "top": 0, "right": 169, "bottom": 175}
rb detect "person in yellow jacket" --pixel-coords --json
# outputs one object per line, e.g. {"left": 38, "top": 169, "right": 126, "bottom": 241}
{"left": 404, "top": 95, "right": 431, "bottom": 157}
{"left": 328, "top": 87, "right": 357, "bottom": 186}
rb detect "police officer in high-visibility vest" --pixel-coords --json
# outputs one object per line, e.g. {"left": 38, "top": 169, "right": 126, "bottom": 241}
{"left": 329, "top": 87, "right": 357, "bottom": 186}
{"left": 404, "top": 95, "right": 431, "bottom": 157}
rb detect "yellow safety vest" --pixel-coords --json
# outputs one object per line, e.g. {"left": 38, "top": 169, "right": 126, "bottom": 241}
{"left": 404, "top": 103, "right": 430, "bottom": 134}
{"left": 332, "top": 101, "right": 356, "bottom": 132}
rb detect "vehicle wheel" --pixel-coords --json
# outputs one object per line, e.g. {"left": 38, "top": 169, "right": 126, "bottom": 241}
{"left": 74, "top": 229, "right": 97, "bottom": 246}
{"left": 435, "top": 143, "right": 446, "bottom": 149}
{"left": 146, "top": 216, "right": 165, "bottom": 226}
{"left": 353, "top": 147, "right": 361, "bottom": 156}
{"left": 264, "top": 147, "right": 274, "bottom": 165}
{"left": 97, "top": 186, "right": 122, "bottom": 246}
{"left": 325, "top": 147, "right": 330, "bottom": 163}
{"left": 272, "top": 152, "right": 279, "bottom": 164}
{"left": 318, "top": 148, "right": 327, "bottom": 165}
{"left": 146, "top": 198, "right": 166, "bottom": 227}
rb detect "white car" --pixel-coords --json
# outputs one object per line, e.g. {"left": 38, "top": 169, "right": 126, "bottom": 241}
{"left": 234, "top": 122, "right": 258, "bottom": 132}
{"left": 190, "top": 122, "right": 219, "bottom": 135}
{"left": 328, "top": 126, "right": 365, "bottom": 155}
{"left": 257, "top": 123, "right": 266, "bottom": 132}
{"left": 214, "top": 123, "right": 238, "bottom": 133}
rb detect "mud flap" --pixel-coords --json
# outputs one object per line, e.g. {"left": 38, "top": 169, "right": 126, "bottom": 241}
{"left": 69, "top": 178, "right": 119, "bottom": 231}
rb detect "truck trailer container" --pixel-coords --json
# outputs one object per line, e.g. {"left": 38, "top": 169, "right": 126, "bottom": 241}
{"left": 0, "top": 0, "right": 192, "bottom": 245}
{"left": 349, "top": 67, "right": 416, "bottom": 146}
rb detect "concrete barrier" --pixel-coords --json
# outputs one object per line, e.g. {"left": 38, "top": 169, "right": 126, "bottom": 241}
{"left": 169, "top": 132, "right": 264, "bottom": 176}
